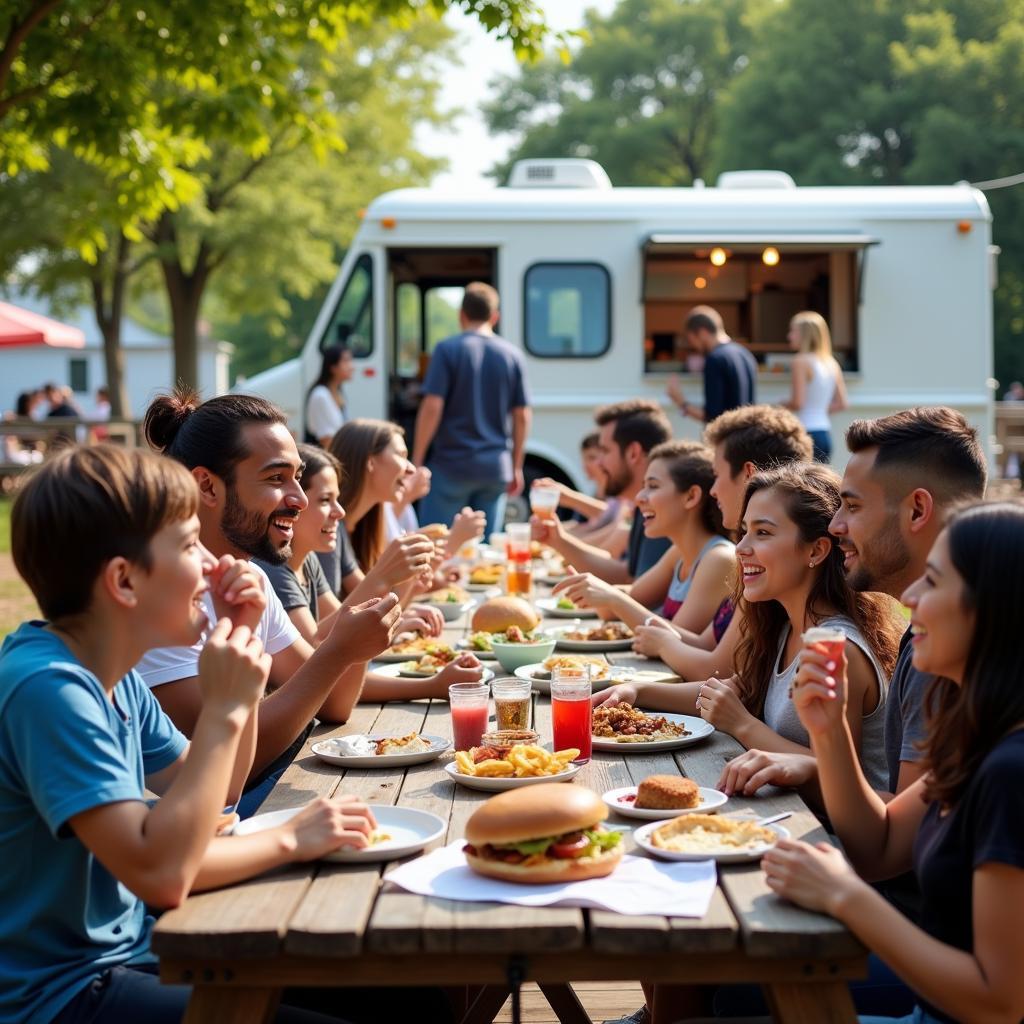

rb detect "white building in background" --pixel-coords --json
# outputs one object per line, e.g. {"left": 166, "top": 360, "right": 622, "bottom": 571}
{"left": 0, "top": 288, "right": 233, "bottom": 417}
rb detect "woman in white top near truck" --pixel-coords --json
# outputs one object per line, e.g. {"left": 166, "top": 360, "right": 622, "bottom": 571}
{"left": 783, "top": 311, "right": 848, "bottom": 463}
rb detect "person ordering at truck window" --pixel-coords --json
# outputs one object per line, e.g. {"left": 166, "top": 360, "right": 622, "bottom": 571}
{"left": 781, "top": 310, "right": 848, "bottom": 463}
{"left": 411, "top": 282, "right": 532, "bottom": 537}
{"left": 767, "top": 500, "right": 1024, "bottom": 1024}
{"left": 667, "top": 305, "right": 757, "bottom": 426}
{"left": 304, "top": 343, "right": 352, "bottom": 448}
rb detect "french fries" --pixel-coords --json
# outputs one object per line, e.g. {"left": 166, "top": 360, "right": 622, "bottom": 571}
{"left": 455, "top": 744, "right": 580, "bottom": 778}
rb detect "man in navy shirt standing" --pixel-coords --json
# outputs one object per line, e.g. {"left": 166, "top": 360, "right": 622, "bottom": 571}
{"left": 413, "top": 283, "right": 531, "bottom": 536}
{"left": 668, "top": 305, "right": 757, "bottom": 424}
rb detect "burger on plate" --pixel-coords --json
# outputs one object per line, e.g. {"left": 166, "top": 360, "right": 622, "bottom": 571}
{"left": 471, "top": 596, "right": 540, "bottom": 634}
{"left": 463, "top": 784, "right": 623, "bottom": 883}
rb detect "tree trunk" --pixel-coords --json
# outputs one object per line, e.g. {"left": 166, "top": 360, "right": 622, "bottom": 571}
{"left": 155, "top": 213, "right": 210, "bottom": 394}
{"left": 90, "top": 231, "right": 131, "bottom": 418}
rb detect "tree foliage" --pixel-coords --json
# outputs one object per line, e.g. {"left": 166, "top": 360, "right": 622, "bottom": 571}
{"left": 483, "top": 0, "right": 767, "bottom": 185}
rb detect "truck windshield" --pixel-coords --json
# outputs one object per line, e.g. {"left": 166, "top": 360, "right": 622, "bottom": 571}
{"left": 321, "top": 254, "right": 373, "bottom": 357}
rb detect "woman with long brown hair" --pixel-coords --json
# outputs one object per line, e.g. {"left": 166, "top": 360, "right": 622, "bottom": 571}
{"left": 766, "top": 501, "right": 1024, "bottom": 1022}
{"left": 596, "top": 463, "right": 900, "bottom": 789}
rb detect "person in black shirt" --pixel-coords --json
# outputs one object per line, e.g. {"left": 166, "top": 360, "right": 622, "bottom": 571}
{"left": 767, "top": 501, "right": 1024, "bottom": 1024}
{"left": 667, "top": 306, "right": 756, "bottom": 424}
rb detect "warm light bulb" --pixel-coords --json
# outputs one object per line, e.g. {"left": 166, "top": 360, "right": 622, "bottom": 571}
{"left": 694, "top": 276, "right": 708, "bottom": 289}
{"left": 762, "top": 246, "right": 780, "bottom": 267}
{"left": 709, "top": 247, "right": 727, "bottom": 267}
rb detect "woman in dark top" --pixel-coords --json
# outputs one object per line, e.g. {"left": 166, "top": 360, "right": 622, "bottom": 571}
{"left": 767, "top": 501, "right": 1024, "bottom": 1023}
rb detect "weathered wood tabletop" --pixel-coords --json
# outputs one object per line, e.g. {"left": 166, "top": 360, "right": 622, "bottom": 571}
{"left": 153, "top": 605, "right": 866, "bottom": 1024}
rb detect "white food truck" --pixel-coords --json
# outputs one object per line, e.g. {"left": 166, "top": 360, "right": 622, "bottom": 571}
{"left": 241, "top": 159, "right": 995, "bottom": 504}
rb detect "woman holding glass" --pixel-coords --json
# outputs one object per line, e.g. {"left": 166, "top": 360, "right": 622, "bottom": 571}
{"left": 765, "top": 501, "right": 1024, "bottom": 1023}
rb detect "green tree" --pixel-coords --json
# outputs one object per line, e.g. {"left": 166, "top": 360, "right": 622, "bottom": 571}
{"left": 484, "top": 0, "right": 767, "bottom": 185}
{"left": 715, "top": 0, "right": 1024, "bottom": 386}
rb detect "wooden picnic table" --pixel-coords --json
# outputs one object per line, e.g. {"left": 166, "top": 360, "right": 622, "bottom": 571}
{"left": 153, "top": 603, "right": 865, "bottom": 1024}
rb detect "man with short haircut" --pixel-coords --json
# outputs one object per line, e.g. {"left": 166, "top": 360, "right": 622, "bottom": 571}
{"left": 413, "top": 282, "right": 531, "bottom": 535}
{"left": 722, "top": 405, "right": 987, "bottom": 803}
{"left": 667, "top": 305, "right": 757, "bottom": 425}
{"left": 532, "top": 400, "right": 672, "bottom": 597}
{"left": 138, "top": 389, "right": 408, "bottom": 814}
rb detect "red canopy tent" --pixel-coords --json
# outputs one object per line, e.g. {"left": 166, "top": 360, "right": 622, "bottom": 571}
{"left": 0, "top": 302, "right": 85, "bottom": 348}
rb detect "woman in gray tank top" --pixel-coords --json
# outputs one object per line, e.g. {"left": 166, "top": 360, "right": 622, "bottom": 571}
{"left": 695, "top": 464, "right": 901, "bottom": 787}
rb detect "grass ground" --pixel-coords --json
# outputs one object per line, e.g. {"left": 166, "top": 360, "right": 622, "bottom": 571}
{"left": 0, "top": 500, "right": 38, "bottom": 638}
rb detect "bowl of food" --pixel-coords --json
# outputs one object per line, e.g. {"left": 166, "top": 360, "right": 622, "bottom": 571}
{"left": 488, "top": 627, "right": 557, "bottom": 673}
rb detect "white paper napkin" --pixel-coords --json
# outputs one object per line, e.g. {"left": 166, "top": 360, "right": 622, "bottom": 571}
{"left": 384, "top": 841, "right": 717, "bottom": 918}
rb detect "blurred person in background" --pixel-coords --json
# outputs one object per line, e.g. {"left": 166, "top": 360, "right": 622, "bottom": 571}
{"left": 782, "top": 310, "right": 848, "bottom": 463}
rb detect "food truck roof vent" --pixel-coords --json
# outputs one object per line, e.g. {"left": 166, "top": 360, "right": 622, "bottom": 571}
{"left": 716, "top": 170, "right": 797, "bottom": 190}
{"left": 507, "top": 159, "right": 612, "bottom": 189}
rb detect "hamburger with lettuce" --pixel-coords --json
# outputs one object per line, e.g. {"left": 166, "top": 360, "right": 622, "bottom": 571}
{"left": 463, "top": 784, "right": 623, "bottom": 883}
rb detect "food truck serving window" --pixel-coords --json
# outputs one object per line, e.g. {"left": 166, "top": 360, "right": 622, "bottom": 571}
{"left": 641, "top": 234, "right": 875, "bottom": 374}
{"left": 524, "top": 262, "right": 611, "bottom": 358}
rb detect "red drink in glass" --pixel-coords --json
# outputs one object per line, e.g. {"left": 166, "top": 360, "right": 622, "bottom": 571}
{"left": 552, "top": 694, "right": 592, "bottom": 763}
{"left": 801, "top": 626, "right": 847, "bottom": 667}
{"left": 451, "top": 703, "right": 489, "bottom": 750}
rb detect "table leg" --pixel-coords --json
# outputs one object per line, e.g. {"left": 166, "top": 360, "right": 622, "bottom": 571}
{"left": 538, "top": 983, "right": 593, "bottom": 1024}
{"left": 460, "top": 984, "right": 512, "bottom": 1024}
{"left": 764, "top": 979, "right": 857, "bottom": 1024}
{"left": 183, "top": 986, "right": 282, "bottom": 1024}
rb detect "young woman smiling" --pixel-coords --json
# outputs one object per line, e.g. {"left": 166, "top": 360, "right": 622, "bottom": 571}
{"left": 766, "top": 501, "right": 1024, "bottom": 1023}
{"left": 552, "top": 441, "right": 734, "bottom": 637}
{"left": 598, "top": 463, "right": 900, "bottom": 789}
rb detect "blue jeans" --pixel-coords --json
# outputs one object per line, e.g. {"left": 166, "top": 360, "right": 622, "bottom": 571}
{"left": 808, "top": 429, "right": 832, "bottom": 463}
{"left": 860, "top": 1009, "right": 943, "bottom": 1024}
{"left": 420, "top": 465, "right": 507, "bottom": 537}
{"left": 53, "top": 964, "right": 456, "bottom": 1024}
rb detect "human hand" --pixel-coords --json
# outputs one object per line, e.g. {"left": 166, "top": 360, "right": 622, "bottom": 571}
{"left": 407, "top": 466, "right": 432, "bottom": 503}
{"left": 530, "top": 513, "right": 564, "bottom": 548}
{"left": 762, "top": 838, "right": 865, "bottom": 917}
{"left": 792, "top": 643, "right": 848, "bottom": 737}
{"left": 399, "top": 603, "right": 444, "bottom": 637}
{"left": 632, "top": 623, "right": 672, "bottom": 658}
{"left": 283, "top": 795, "right": 378, "bottom": 860}
{"left": 368, "top": 534, "right": 436, "bottom": 590}
{"left": 208, "top": 556, "right": 266, "bottom": 634}
{"left": 666, "top": 375, "right": 686, "bottom": 408}
{"left": 197, "top": 619, "right": 271, "bottom": 723}
{"left": 448, "top": 507, "right": 486, "bottom": 553}
{"left": 551, "top": 572, "right": 618, "bottom": 610}
{"left": 695, "top": 676, "right": 752, "bottom": 736}
{"left": 434, "top": 654, "right": 484, "bottom": 692}
{"left": 717, "top": 749, "right": 818, "bottom": 797}
{"left": 592, "top": 683, "right": 639, "bottom": 708}
{"left": 506, "top": 468, "right": 525, "bottom": 498}
{"left": 533, "top": 477, "right": 568, "bottom": 501}
{"left": 327, "top": 593, "right": 403, "bottom": 662}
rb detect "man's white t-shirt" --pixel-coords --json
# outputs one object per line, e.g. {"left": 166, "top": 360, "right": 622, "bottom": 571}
{"left": 136, "top": 563, "right": 301, "bottom": 689}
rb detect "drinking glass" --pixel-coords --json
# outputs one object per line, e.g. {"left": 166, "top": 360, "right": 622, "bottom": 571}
{"left": 449, "top": 680, "right": 491, "bottom": 750}
{"left": 492, "top": 677, "right": 533, "bottom": 732}
{"left": 550, "top": 664, "right": 592, "bottom": 763}
{"left": 505, "top": 522, "right": 533, "bottom": 596}
{"left": 530, "top": 484, "right": 561, "bottom": 521}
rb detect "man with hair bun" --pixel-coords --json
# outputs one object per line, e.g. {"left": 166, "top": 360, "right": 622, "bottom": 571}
{"left": 413, "top": 281, "right": 531, "bottom": 535}
{"left": 139, "top": 387, "right": 410, "bottom": 816}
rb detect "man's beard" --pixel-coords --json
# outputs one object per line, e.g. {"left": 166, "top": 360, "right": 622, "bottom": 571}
{"left": 845, "top": 516, "right": 909, "bottom": 594}
{"left": 602, "top": 463, "right": 632, "bottom": 498}
{"left": 221, "top": 485, "right": 293, "bottom": 564}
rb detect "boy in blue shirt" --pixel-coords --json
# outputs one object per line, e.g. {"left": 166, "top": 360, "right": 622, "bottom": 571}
{"left": 0, "top": 446, "right": 381, "bottom": 1024}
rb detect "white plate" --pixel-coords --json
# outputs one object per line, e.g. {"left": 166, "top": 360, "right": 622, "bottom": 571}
{"left": 234, "top": 804, "right": 446, "bottom": 862}
{"left": 465, "top": 581, "right": 502, "bottom": 594}
{"left": 633, "top": 819, "right": 790, "bottom": 863}
{"left": 513, "top": 661, "right": 616, "bottom": 694}
{"left": 373, "top": 644, "right": 458, "bottom": 664}
{"left": 371, "top": 663, "right": 494, "bottom": 683}
{"left": 602, "top": 786, "right": 728, "bottom": 820}
{"left": 443, "top": 760, "right": 581, "bottom": 791}
{"left": 592, "top": 713, "right": 715, "bottom": 752}
{"left": 535, "top": 598, "right": 599, "bottom": 619}
{"left": 312, "top": 734, "right": 451, "bottom": 768}
{"left": 555, "top": 634, "right": 635, "bottom": 652}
